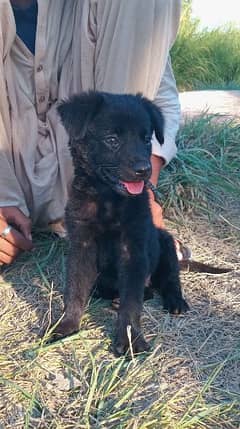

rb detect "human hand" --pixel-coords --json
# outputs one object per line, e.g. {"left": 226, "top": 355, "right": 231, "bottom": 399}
{"left": 148, "top": 189, "right": 165, "bottom": 229}
{"left": 0, "top": 207, "right": 33, "bottom": 265}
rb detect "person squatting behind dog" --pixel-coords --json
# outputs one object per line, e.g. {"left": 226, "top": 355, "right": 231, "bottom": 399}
{"left": 0, "top": 0, "right": 181, "bottom": 265}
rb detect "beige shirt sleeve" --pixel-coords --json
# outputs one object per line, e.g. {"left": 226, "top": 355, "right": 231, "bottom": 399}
{"left": 151, "top": 56, "right": 181, "bottom": 165}
{"left": 0, "top": 122, "right": 29, "bottom": 216}
{"left": 0, "top": 1, "right": 29, "bottom": 215}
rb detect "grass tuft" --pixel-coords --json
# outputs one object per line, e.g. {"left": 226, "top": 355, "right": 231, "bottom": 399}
{"left": 159, "top": 116, "right": 240, "bottom": 223}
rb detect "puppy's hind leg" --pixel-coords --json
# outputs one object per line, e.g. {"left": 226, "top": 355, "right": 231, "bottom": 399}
{"left": 151, "top": 229, "right": 189, "bottom": 314}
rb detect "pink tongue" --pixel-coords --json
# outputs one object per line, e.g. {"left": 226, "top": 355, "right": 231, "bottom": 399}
{"left": 121, "top": 180, "right": 144, "bottom": 195}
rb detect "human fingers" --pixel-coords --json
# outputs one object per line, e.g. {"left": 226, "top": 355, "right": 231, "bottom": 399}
{"left": 1, "top": 225, "right": 33, "bottom": 251}
{"left": 0, "top": 236, "right": 20, "bottom": 258}
{"left": 0, "top": 248, "right": 20, "bottom": 265}
{"left": 2, "top": 209, "right": 32, "bottom": 241}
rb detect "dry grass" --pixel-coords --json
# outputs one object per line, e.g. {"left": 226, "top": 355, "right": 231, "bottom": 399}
{"left": 0, "top": 117, "right": 240, "bottom": 428}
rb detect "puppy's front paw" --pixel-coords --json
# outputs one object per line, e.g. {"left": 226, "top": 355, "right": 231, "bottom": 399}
{"left": 163, "top": 294, "right": 189, "bottom": 315}
{"left": 44, "top": 318, "right": 80, "bottom": 343}
{"left": 114, "top": 324, "right": 150, "bottom": 356}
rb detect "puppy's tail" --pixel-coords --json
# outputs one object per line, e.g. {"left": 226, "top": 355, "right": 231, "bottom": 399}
{"left": 179, "top": 260, "right": 232, "bottom": 274}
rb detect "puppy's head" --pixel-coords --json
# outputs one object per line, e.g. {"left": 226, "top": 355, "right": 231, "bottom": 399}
{"left": 58, "top": 91, "right": 164, "bottom": 196}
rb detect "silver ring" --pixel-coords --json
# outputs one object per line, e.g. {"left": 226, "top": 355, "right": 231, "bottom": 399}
{"left": 1, "top": 225, "right": 12, "bottom": 238}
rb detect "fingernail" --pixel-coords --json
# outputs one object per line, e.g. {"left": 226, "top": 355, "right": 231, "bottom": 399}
{"left": 28, "top": 233, "right": 32, "bottom": 241}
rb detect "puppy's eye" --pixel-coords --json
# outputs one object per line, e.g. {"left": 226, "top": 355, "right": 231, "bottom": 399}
{"left": 104, "top": 135, "right": 120, "bottom": 151}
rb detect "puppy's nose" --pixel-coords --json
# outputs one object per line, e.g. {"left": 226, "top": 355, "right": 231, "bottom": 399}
{"left": 134, "top": 162, "right": 152, "bottom": 179}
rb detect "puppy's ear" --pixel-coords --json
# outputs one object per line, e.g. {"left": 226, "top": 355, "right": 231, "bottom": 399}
{"left": 57, "top": 91, "right": 104, "bottom": 140}
{"left": 139, "top": 95, "right": 165, "bottom": 145}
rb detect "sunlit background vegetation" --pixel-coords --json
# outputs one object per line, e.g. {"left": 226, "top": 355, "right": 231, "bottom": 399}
{"left": 171, "top": 0, "right": 240, "bottom": 91}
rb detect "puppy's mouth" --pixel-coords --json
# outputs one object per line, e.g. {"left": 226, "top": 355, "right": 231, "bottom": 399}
{"left": 119, "top": 180, "right": 145, "bottom": 195}
{"left": 99, "top": 167, "right": 145, "bottom": 196}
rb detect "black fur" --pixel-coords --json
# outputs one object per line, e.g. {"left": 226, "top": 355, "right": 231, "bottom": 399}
{"left": 49, "top": 91, "right": 189, "bottom": 355}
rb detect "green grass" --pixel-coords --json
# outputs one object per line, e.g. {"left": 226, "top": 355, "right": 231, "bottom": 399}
{"left": 158, "top": 116, "right": 240, "bottom": 222}
{"left": 171, "top": 2, "right": 240, "bottom": 91}
{"left": 0, "top": 117, "right": 239, "bottom": 428}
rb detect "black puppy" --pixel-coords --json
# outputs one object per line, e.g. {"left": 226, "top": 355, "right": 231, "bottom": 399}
{"left": 50, "top": 91, "right": 189, "bottom": 355}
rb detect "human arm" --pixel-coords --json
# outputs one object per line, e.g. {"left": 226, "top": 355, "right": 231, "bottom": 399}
{"left": 148, "top": 155, "right": 165, "bottom": 228}
{"left": 149, "top": 56, "right": 181, "bottom": 227}
{"left": 151, "top": 55, "right": 181, "bottom": 166}
{"left": 0, "top": 116, "right": 33, "bottom": 265}
{"left": 0, "top": 6, "right": 33, "bottom": 264}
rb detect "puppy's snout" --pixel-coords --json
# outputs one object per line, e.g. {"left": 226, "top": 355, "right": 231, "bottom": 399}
{"left": 134, "top": 162, "right": 152, "bottom": 179}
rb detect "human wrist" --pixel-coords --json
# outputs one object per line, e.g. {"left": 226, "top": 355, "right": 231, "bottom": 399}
{"left": 150, "top": 155, "right": 165, "bottom": 186}
{"left": 147, "top": 188, "right": 155, "bottom": 201}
